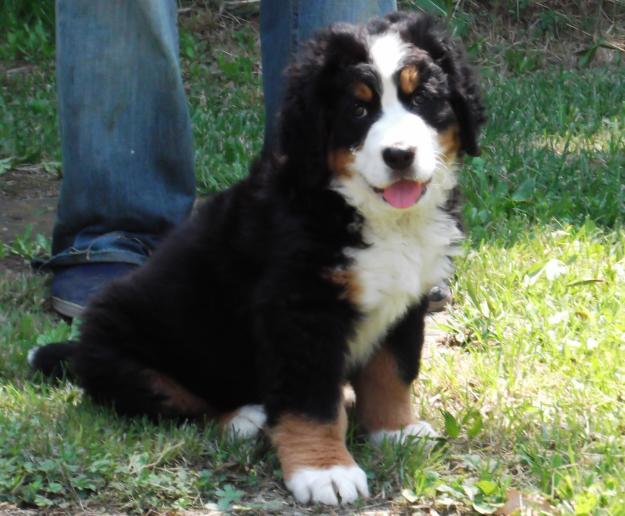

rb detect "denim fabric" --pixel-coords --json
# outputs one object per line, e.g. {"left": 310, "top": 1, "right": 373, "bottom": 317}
{"left": 47, "top": 0, "right": 396, "bottom": 269}
{"left": 260, "top": 0, "right": 397, "bottom": 148}
{"left": 48, "top": 0, "right": 195, "bottom": 268}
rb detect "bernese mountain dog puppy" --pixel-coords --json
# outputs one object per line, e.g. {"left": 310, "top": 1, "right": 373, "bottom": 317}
{"left": 30, "top": 12, "right": 484, "bottom": 505}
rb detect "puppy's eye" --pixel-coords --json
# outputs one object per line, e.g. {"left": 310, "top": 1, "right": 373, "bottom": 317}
{"left": 411, "top": 95, "right": 422, "bottom": 107}
{"left": 353, "top": 104, "right": 368, "bottom": 118}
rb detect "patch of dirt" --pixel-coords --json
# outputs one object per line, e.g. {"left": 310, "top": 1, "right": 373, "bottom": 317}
{"left": 0, "top": 505, "right": 38, "bottom": 516}
{"left": 424, "top": 311, "right": 451, "bottom": 352}
{"left": 0, "top": 255, "right": 30, "bottom": 275}
{"left": 0, "top": 167, "right": 60, "bottom": 273}
{"left": 0, "top": 168, "right": 59, "bottom": 243}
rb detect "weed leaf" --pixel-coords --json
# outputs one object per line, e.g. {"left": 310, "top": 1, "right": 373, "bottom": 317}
{"left": 511, "top": 178, "right": 535, "bottom": 203}
{"left": 215, "top": 484, "right": 244, "bottom": 510}
{"left": 442, "top": 411, "right": 461, "bottom": 438}
{"left": 476, "top": 480, "right": 497, "bottom": 496}
{"left": 0, "top": 157, "right": 13, "bottom": 176}
{"left": 467, "top": 413, "right": 484, "bottom": 439}
{"left": 472, "top": 500, "right": 502, "bottom": 514}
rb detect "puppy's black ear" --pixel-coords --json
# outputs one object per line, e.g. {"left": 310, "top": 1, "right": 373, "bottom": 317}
{"left": 401, "top": 13, "right": 486, "bottom": 156}
{"left": 439, "top": 35, "right": 485, "bottom": 156}
{"left": 277, "top": 25, "right": 368, "bottom": 188}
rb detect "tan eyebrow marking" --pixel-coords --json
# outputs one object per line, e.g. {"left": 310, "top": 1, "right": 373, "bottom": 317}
{"left": 353, "top": 82, "right": 374, "bottom": 102}
{"left": 399, "top": 64, "right": 420, "bottom": 95}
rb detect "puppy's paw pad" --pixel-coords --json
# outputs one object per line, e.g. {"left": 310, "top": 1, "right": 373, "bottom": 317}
{"left": 370, "top": 421, "right": 439, "bottom": 445}
{"left": 226, "top": 404, "right": 266, "bottom": 439}
{"left": 286, "top": 465, "right": 369, "bottom": 505}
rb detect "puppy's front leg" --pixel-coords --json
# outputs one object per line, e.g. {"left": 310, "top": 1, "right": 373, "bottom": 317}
{"left": 256, "top": 288, "right": 368, "bottom": 505}
{"left": 270, "top": 402, "right": 368, "bottom": 505}
{"left": 353, "top": 300, "right": 438, "bottom": 444}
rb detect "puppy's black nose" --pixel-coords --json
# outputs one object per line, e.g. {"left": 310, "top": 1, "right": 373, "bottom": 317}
{"left": 382, "top": 147, "right": 415, "bottom": 170}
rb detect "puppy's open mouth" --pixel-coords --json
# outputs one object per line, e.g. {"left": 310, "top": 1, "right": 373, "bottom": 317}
{"left": 372, "top": 179, "right": 430, "bottom": 209}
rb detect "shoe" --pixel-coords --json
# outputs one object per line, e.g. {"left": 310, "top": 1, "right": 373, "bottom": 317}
{"left": 51, "top": 263, "right": 137, "bottom": 318}
{"left": 427, "top": 283, "right": 451, "bottom": 313}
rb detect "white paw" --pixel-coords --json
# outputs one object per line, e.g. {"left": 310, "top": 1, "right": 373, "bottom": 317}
{"left": 226, "top": 404, "right": 266, "bottom": 439}
{"left": 369, "top": 421, "right": 439, "bottom": 445}
{"left": 286, "top": 465, "right": 369, "bottom": 505}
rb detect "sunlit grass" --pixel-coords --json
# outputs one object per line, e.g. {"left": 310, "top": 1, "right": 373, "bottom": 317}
{"left": 532, "top": 116, "right": 624, "bottom": 155}
{"left": 443, "top": 223, "right": 625, "bottom": 513}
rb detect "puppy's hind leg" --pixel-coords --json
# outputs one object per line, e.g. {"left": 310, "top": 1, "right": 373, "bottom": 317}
{"left": 73, "top": 343, "right": 212, "bottom": 419}
{"left": 221, "top": 405, "right": 267, "bottom": 439}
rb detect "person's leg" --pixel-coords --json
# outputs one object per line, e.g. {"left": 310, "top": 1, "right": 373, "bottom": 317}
{"left": 260, "top": 0, "right": 397, "bottom": 150}
{"left": 47, "top": 0, "right": 195, "bottom": 317}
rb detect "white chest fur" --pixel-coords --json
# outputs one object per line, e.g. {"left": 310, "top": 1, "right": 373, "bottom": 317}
{"left": 345, "top": 206, "right": 462, "bottom": 366}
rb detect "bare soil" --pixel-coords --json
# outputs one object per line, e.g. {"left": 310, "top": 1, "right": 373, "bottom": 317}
{"left": 0, "top": 167, "right": 59, "bottom": 273}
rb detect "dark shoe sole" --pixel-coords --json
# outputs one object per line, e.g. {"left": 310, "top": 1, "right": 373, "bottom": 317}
{"left": 51, "top": 296, "right": 86, "bottom": 319}
{"left": 427, "top": 284, "right": 452, "bottom": 313}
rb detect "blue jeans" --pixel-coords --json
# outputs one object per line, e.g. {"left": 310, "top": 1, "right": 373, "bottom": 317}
{"left": 47, "top": 0, "right": 396, "bottom": 268}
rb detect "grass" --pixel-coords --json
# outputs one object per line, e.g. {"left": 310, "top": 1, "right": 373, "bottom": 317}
{"left": 0, "top": 66, "right": 59, "bottom": 167}
{"left": 443, "top": 224, "right": 625, "bottom": 513}
{"left": 463, "top": 66, "right": 625, "bottom": 243}
{"left": 0, "top": 0, "right": 54, "bottom": 63}
{"left": 1, "top": 3, "right": 625, "bottom": 514}
{"left": 182, "top": 18, "right": 264, "bottom": 192}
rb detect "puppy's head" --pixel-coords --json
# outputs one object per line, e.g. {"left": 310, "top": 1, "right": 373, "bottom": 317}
{"left": 278, "top": 12, "right": 485, "bottom": 213}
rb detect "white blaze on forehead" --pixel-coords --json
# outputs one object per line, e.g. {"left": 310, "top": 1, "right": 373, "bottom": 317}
{"left": 368, "top": 32, "right": 410, "bottom": 105}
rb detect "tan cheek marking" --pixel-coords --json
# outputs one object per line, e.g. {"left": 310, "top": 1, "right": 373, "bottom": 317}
{"left": 438, "top": 126, "right": 461, "bottom": 163}
{"left": 399, "top": 65, "right": 420, "bottom": 95}
{"left": 353, "top": 82, "right": 373, "bottom": 103}
{"left": 324, "top": 269, "right": 362, "bottom": 304}
{"left": 352, "top": 348, "right": 414, "bottom": 433}
{"left": 147, "top": 370, "right": 212, "bottom": 417}
{"left": 327, "top": 148, "right": 355, "bottom": 179}
{"left": 270, "top": 407, "right": 354, "bottom": 480}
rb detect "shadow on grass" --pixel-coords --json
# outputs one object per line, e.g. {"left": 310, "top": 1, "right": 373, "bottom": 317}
{"left": 460, "top": 66, "right": 625, "bottom": 246}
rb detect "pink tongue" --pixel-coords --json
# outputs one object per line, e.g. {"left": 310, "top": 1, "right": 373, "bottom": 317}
{"left": 382, "top": 180, "right": 424, "bottom": 209}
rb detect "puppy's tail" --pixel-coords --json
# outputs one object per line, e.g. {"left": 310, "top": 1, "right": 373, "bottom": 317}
{"left": 28, "top": 341, "right": 78, "bottom": 381}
